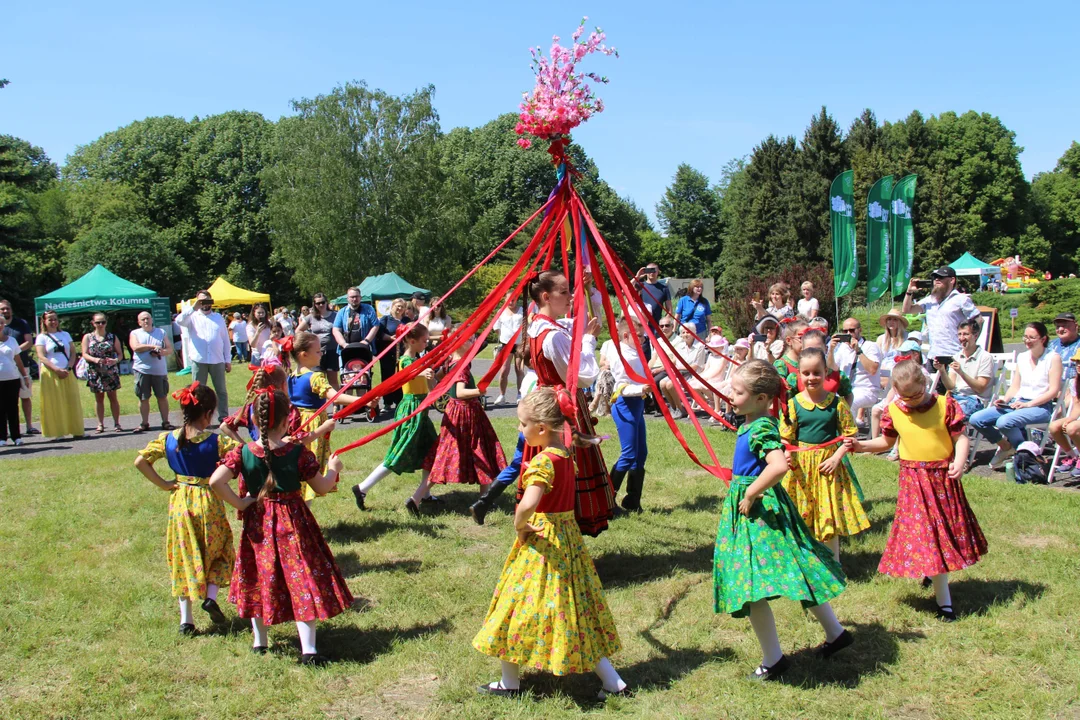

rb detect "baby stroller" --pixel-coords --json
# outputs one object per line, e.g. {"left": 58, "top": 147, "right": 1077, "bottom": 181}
{"left": 339, "top": 341, "right": 380, "bottom": 422}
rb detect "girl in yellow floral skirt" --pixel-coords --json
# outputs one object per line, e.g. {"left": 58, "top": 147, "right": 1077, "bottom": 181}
{"left": 134, "top": 382, "right": 238, "bottom": 635}
{"left": 780, "top": 348, "right": 870, "bottom": 563}
{"left": 472, "top": 388, "right": 628, "bottom": 700}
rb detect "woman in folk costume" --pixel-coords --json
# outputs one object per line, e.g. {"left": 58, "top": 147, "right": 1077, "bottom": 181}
{"left": 521, "top": 270, "right": 613, "bottom": 536}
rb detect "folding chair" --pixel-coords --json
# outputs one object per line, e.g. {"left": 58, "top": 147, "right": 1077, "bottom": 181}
{"left": 1034, "top": 382, "right": 1073, "bottom": 482}
{"left": 965, "top": 352, "right": 1011, "bottom": 468}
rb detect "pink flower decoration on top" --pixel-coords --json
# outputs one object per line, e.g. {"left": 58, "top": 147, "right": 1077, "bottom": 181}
{"left": 515, "top": 17, "right": 618, "bottom": 149}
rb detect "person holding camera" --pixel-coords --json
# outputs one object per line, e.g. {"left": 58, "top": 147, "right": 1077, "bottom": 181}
{"left": 129, "top": 311, "right": 174, "bottom": 432}
{"left": 828, "top": 318, "right": 882, "bottom": 426}
{"left": 902, "top": 266, "right": 980, "bottom": 361}
{"left": 633, "top": 263, "right": 672, "bottom": 361}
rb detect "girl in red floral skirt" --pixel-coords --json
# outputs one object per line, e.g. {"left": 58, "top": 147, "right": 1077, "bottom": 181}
{"left": 416, "top": 336, "right": 506, "bottom": 516}
{"left": 210, "top": 389, "right": 353, "bottom": 664}
{"left": 846, "top": 359, "right": 987, "bottom": 622}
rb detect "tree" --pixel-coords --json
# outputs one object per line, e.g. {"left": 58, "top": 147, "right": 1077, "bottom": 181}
{"left": 1031, "top": 142, "right": 1080, "bottom": 271}
{"left": 786, "top": 106, "right": 848, "bottom": 262}
{"left": 637, "top": 229, "right": 698, "bottom": 277}
{"left": 655, "top": 164, "right": 722, "bottom": 265}
{"left": 65, "top": 219, "right": 190, "bottom": 300}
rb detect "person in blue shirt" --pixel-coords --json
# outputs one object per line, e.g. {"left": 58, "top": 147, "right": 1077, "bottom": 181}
{"left": 331, "top": 287, "right": 380, "bottom": 357}
{"left": 1049, "top": 313, "right": 1080, "bottom": 382}
{"left": 675, "top": 279, "right": 712, "bottom": 336}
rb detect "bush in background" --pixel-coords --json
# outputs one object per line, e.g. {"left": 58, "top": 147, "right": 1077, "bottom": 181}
{"left": 716, "top": 262, "right": 836, "bottom": 337}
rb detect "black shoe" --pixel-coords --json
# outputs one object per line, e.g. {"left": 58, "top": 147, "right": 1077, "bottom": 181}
{"left": 609, "top": 469, "right": 627, "bottom": 494}
{"left": 921, "top": 576, "right": 932, "bottom": 589}
{"left": 251, "top": 645, "right": 268, "bottom": 655}
{"left": 816, "top": 629, "right": 853, "bottom": 659}
{"left": 179, "top": 623, "right": 196, "bottom": 636}
{"left": 299, "top": 653, "right": 331, "bottom": 666}
{"left": 201, "top": 598, "right": 227, "bottom": 625}
{"left": 404, "top": 498, "right": 421, "bottom": 517}
{"left": 476, "top": 682, "right": 522, "bottom": 697}
{"left": 420, "top": 494, "right": 443, "bottom": 505}
{"left": 747, "top": 655, "right": 789, "bottom": 681}
{"left": 598, "top": 686, "right": 634, "bottom": 700}
{"left": 470, "top": 499, "right": 489, "bottom": 525}
{"left": 936, "top": 605, "right": 957, "bottom": 622}
{"left": 352, "top": 485, "right": 366, "bottom": 511}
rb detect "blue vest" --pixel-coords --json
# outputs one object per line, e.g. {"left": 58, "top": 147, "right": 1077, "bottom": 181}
{"left": 164, "top": 431, "right": 221, "bottom": 478}
{"left": 288, "top": 371, "right": 322, "bottom": 410}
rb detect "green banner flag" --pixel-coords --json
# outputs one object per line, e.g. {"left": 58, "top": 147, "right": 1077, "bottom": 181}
{"left": 866, "top": 175, "right": 894, "bottom": 302}
{"left": 889, "top": 174, "right": 918, "bottom": 298}
{"left": 830, "top": 170, "right": 857, "bottom": 298}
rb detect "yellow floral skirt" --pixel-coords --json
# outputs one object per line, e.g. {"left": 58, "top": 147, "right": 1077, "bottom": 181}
{"left": 167, "top": 479, "right": 235, "bottom": 599}
{"left": 472, "top": 511, "right": 621, "bottom": 674}
{"left": 782, "top": 447, "right": 870, "bottom": 542}
{"left": 39, "top": 366, "right": 84, "bottom": 438}
{"left": 297, "top": 407, "right": 334, "bottom": 501}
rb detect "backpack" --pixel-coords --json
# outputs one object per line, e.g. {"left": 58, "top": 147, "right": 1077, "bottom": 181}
{"left": 1013, "top": 449, "right": 1048, "bottom": 485}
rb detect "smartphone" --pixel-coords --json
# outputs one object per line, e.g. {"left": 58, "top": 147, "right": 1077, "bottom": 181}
{"left": 913, "top": 279, "right": 934, "bottom": 289}
{"left": 833, "top": 334, "right": 852, "bottom": 344}
{"left": 752, "top": 333, "right": 767, "bottom": 343}
{"left": 994, "top": 397, "right": 1011, "bottom": 407}
{"left": 753, "top": 291, "right": 761, "bottom": 302}
{"left": 935, "top": 356, "right": 953, "bottom": 367}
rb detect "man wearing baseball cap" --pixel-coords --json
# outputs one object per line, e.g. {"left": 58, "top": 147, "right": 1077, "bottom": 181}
{"left": 1049, "top": 312, "right": 1080, "bottom": 382}
{"left": 902, "top": 265, "right": 980, "bottom": 360}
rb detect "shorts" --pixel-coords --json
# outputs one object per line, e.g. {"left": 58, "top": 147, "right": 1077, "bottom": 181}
{"left": 134, "top": 372, "right": 169, "bottom": 400}
{"left": 319, "top": 344, "right": 340, "bottom": 373}
{"left": 19, "top": 375, "right": 31, "bottom": 399}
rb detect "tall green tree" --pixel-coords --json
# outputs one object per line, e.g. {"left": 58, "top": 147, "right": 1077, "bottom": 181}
{"left": 786, "top": 106, "right": 848, "bottom": 262}
{"left": 655, "top": 164, "right": 722, "bottom": 266}
{"left": 1031, "top": 142, "right": 1080, "bottom": 271}
{"left": 65, "top": 219, "right": 191, "bottom": 300}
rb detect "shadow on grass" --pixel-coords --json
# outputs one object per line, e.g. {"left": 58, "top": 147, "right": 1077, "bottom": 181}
{"left": 778, "top": 621, "right": 926, "bottom": 689}
{"left": 899, "top": 577, "right": 1047, "bottom": 619}
{"left": 418, "top": 488, "right": 485, "bottom": 517}
{"left": 649, "top": 494, "right": 722, "bottom": 515}
{"left": 0, "top": 444, "right": 72, "bottom": 456}
{"left": 200, "top": 616, "right": 252, "bottom": 637}
{"left": 316, "top": 619, "right": 452, "bottom": 665}
{"left": 322, "top": 517, "right": 445, "bottom": 544}
{"left": 838, "top": 549, "right": 883, "bottom": 583}
{"left": 593, "top": 546, "right": 713, "bottom": 588}
{"left": 334, "top": 551, "right": 423, "bottom": 578}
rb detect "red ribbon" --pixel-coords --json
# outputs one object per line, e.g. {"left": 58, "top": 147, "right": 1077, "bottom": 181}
{"left": 784, "top": 437, "right": 845, "bottom": 453}
{"left": 172, "top": 381, "right": 200, "bottom": 406}
{"left": 276, "top": 336, "right": 294, "bottom": 354}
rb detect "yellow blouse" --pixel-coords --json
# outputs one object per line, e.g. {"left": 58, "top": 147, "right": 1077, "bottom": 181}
{"left": 884, "top": 395, "right": 956, "bottom": 462}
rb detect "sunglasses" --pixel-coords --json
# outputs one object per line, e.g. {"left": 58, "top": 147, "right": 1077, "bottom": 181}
{"left": 93, "top": 321, "right": 106, "bottom": 325}
{"left": 314, "top": 301, "right": 326, "bottom": 305}
{"left": 646, "top": 268, "right": 659, "bottom": 273}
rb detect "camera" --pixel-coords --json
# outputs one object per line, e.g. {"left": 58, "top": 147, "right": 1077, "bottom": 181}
{"left": 913, "top": 279, "right": 934, "bottom": 289}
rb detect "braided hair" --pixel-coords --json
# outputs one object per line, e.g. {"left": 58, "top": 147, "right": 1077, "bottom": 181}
{"left": 253, "top": 389, "right": 291, "bottom": 501}
{"left": 177, "top": 384, "right": 217, "bottom": 450}
{"left": 519, "top": 271, "right": 566, "bottom": 368}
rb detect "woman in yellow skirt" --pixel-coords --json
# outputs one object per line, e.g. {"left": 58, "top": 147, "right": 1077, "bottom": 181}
{"left": 780, "top": 348, "right": 870, "bottom": 563}
{"left": 34, "top": 311, "right": 85, "bottom": 439}
{"left": 472, "top": 388, "right": 628, "bottom": 700}
{"left": 134, "top": 382, "right": 238, "bottom": 635}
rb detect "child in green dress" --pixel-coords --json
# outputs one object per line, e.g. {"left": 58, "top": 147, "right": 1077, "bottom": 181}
{"left": 714, "top": 359, "right": 852, "bottom": 681}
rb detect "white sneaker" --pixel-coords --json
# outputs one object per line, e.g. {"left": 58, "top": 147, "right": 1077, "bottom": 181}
{"left": 493, "top": 395, "right": 505, "bottom": 406}
{"left": 0, "top": 440, "right": 6, "bottom": 447}
{"left": 989, "top": 447, "right": 1014, "bottom": 470}
{"left": 13, "top": 438, "right": 23, "bottom": 446}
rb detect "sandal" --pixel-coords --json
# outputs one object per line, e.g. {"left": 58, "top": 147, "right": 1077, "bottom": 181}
{"left": 95, "top": 425, "right": 105, "bottom": 434}
{"left": 161, "top": 421, "right": 175, "bottom": 431}
{"left": 134, "top": 423, "right": 150, "bottom": 433}
{"left": 114, "top": 424, "right": 124, "bottom": 433}
{"left": 476, "top": 682, "right": 522, "bottom": 698}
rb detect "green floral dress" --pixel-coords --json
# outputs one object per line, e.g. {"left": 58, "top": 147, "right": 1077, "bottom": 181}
{"left": 713, "top": 416, "right": 847, "bottom": 618}
{"left": 383, "top": 354, "right": 439, "bottom": 474}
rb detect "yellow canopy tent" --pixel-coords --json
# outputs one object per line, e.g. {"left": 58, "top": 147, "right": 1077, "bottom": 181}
{"left": 175, "top": 277, "right": 271, "bottom": 310}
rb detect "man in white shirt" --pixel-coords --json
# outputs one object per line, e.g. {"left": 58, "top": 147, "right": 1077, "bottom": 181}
{"left": 230, "top": 312, "right": 249, "bottom": 363}
{"left": 829, "top": 317, "right": 882, "bottom": 425}
{"left": 902, "top": 266, "right": 980, "bottom": 359}
{"left": 177, "top": 290, "right": 232, "bottom": 421}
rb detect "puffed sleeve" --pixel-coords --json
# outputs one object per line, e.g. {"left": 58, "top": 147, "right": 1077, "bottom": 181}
{"left": 838, "top": 372, "right": 853, "bottom": 398}
{"left": 297, "top": 446, "right": 321, "bottom": 481}
{"left": 217, "top": 433, "right": 240, "bottom": 458}
{"left": 221, "top": 445, "right": 245, "bottom": 476}
{"left": 880, "top": 403, "right": 898, "bottom": 438}
{"left": 521, "top": 453, "right": 555, "bottom": 494}
{"left": 779, "top": 399, "right": 797, "bottom": 443}
{"left": 944, "top": 395, "right": 965, "bottom": 433}
{"left": 309, "top": 370, "right": 332, "bottom": 399}
{"left": 223, "top": 410, "right": 248, "bottom": 432}
{"left": 747, "top": 418, "right": 784, "bottom": 459}
{"left": 836, "top": 397, "right": 857, "bottom": 438}
{"left": 137, "top": 432, "right": 170, "bottom": 464}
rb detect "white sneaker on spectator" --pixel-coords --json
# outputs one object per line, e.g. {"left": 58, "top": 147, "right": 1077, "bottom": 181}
{"left": 989, "top": 447, "right": 1014, "bottom": 470}
{"left": 0, "top": 440, "right": 6, "bottom": 447}
{"left": 13, "top": 438, "right": 23, "bottom": 446}
{"left": 493, "top": 395, "right": 505, "bottom": 406}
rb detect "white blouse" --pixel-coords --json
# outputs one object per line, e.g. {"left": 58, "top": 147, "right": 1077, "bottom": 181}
{"left": 35, "top": 331, "right": 73, "bottom": 370}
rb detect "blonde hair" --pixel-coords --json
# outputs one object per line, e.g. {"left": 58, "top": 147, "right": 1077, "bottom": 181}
{"left": 733, "top": 359, "right": 783, "bottom": 399}
{"left": 520, "top": 387, "right": 598, "bottom": 447}
{"left": 688, "top": 278, "right": 704, "bottom": 292}
{"left": 784, "top": 319, "right": 808, "bottom": 342}
{"left": 801, "top": 281, "right": 814, "bottom": 292}
{"left": 768, "top": 283, "right": 790, "bottom": 302}
{"left": 891, "top": 359, "right": 925, "bottom": 395}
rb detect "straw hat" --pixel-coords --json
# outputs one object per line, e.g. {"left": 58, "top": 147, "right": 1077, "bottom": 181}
{"left": 878, "top": 308, "right": 910, "bottom": 330}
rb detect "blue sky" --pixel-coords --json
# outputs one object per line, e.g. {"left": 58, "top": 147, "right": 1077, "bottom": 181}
{"left": 3, "top": 0, "right": 1076, "bottom": 224}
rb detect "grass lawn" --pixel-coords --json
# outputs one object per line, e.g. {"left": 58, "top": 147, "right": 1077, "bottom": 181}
{"left": 2, "top": 418, "right": 1079, "bottom": 719}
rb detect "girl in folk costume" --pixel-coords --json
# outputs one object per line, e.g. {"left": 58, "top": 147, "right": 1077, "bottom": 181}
{"left": 797, "top": 331, "right": 854, "bottom": 407}
{"left": 219, "top": 359, "right": 296, "bottom": 443}
{"left": 714, "top": 360, "right": 852, "bottom": 681}
{"left": 351, "top": 323, "right": 440, "bottom": 512}
{"left": 599, "top": 313, "right": 650, "bottom": 512}
{"left": 210, "top": 389, "right": 353, "bottom": 665}
{"left": 772, "top": 319, "right": 808, "bottom": 390}
{"left": 421, "top": 335, "right": 507, "bottom": 514}
{"left": 285, "top": 332, "right": 361, "bottom": 502}
{"left": 779, "top": 349, "right": 870, "bottom": 563}
{"left": 846, "top": 360, "right": 987, "bottom": 622}
{"left": 522, "top": 270, "right": 613, "bottom": 537}
{"left": 134, "top": 382, "right": 238, "bottom": 635}
{"left": 473, "top": 388, "right": 628, "bottom": 700}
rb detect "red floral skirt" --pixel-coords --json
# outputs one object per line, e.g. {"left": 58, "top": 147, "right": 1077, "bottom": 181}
{"left": 521, "top": 388, "right": 614, "bottom": 538}
{"left": 229, "top": 491, "right": 354, "bottom": 624}
{"left": 878, "top": 460, "right": 987, "bottom": 578}
{"left": 427, "top": 398, "right": 506, "bottom": 485}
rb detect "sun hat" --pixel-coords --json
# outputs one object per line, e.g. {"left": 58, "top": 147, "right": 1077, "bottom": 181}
{"left": 878, "top": 308, "right": 910, "bottom": 330}
{"left": 897, "top": 339, "right": 921, "bottom": 353}
{"left": 734, "top": 338, "right": 751, "bottom": 351}
{"left": 755, "top": 316, "right": 780, "bottom": 335}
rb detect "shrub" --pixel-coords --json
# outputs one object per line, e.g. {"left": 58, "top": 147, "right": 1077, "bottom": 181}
{"left": 716, "top": 262, "right": 836, "bottom": 337}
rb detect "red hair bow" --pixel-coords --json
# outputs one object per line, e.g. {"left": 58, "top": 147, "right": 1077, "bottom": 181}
{"left": 172, "top": 381, "right": 200, "bottom": 406}
{"left": 276, "top": 336, "right": 294, "bottom": 354}
{"left": 779, "top": 316, "right": 797, "bottom": 324}
{"left": 894, "top": 353, "right": 915, "bottom": 364}
{"left": 555, "top": 387, "right": 576, "bottom": 420}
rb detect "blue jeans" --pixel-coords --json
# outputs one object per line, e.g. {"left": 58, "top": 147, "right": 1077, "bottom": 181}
{"left": 612, "top": 396, "right": 648, "bottom": 471}
{"left": 493, "top": 433, "right": 525, "bottom": 487}
{"left": 969, "top": 402, "right": 1053, "bottom": 448}
{"left": 949, "top": 392, "right": 985, "bottom": 419}
{"left": 234, "top": 341, "right": 249, "bottom": 362}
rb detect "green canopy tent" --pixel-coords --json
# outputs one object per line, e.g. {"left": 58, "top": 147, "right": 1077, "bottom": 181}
{"left": 332, "top": 272, "right": 430, "bottom": 307}
{"left": 34, "top": 265, "right": 170, "bottom": 325}
{"left": 949, "top": 252, "right": 1002, "bottom": 289}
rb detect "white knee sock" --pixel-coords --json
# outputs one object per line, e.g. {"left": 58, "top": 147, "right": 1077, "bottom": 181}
{"left": 808, "top": 602, "right": 844, "bottom": 642}
{"left": 932, "top": 573, "right": 952, "bottom": 608}
{"left": 358, "top": 464, "right": 391, "bottom": 493}
{"left": 206, "top": 583, "right": 218, "bottom": 601}
{"left": 179, "top": 597, "right": 194, "bottom": 625}
{"left": 296, "top": 620, "right": 317, "bottom": 655}
{"left": 252, "top": 617, "right": 268, "bottom": 647}
{"left": 748, "top": 600, "right": 784, "bottom": 667}
{"left": 826, "top": 536, "right": 841, "bottom": 563}
{"left": 411, "top": 471, "right": 432, "bottom": 505}
{"left": 594, "top": 657, "right": 627, "bottom": 693}
{"left": 499, "top": 660, "right": 521, "bottom": 690}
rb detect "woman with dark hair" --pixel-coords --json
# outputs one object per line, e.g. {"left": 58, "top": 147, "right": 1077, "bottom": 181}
{"left": 297, "top": 293, "right": 339, "bottom": 388}
{"left": 34, "top": 311, "right": 85, "bottom": 439}
{"left": 425, "top": 295, "right": 453, "bottom": 346}
{"left": 81, "top": 312, "right": 124, "bottom": 433}
{"left": 247, "top": 304, "right": 272, "bottom": 364}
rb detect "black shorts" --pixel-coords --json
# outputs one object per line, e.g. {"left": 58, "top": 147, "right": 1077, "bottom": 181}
{"left": 319, "top": 345, "right": 340, "bottom": 373}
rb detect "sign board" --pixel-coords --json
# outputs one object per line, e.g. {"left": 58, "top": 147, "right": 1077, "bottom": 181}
{"left": 1009, "top": 307, "right": 1019, "bottom": 318}
{"left": 150, "top": 297, "right": 173, "bottom": 328}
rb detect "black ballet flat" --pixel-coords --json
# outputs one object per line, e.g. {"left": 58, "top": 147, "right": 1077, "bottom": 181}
{"left": 597, "top": 686, "right": 634, "bottom": 700}
{"left": 251, "top": 645, "right": 268, "bottom": 655}
{"left": 936, "top": 605, "right": 957, "bottom": 622}
{"left": 420, "top": 494, "right": 443, "bottom": 504}
{"left": 179, "top": 623, "right": 196, "bottom": 636}
{"left": 201, "top": 598, "right": 227, "bottom": 625}
{"left": 299, "top": 653, "right": 331, "bottom": 666}
{"left": 404, "top": 498, "right": 421, "bottom": 517}
{"left": 921, "top": 576, "right": 932, "bottom": 589}
{"left": 747, "top": 655, "right": 790, "bottom": 682}
{"left": 352, "top": 485, "right": 366, "bottom": 511}
{"left": 476, "top": 682, "right": 522, "bottom": 698}
{"left": 816, "top": 629, "right": 854, "bottom": 659}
